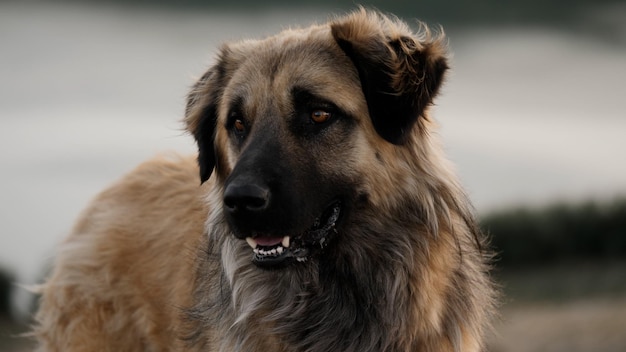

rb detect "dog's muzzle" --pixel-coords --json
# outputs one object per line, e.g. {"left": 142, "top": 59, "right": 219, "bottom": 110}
{"left": 243, "top": 201, "right": 342, "bottom": 268}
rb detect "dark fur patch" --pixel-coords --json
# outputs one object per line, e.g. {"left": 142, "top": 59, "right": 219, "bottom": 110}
{"left": 194, "top": 104, "right": 217, "bottom": 184}
{"left": 186, "top": 56, "right": 229, "bottom": 183}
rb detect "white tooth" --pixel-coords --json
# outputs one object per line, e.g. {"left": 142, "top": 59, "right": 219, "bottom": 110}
{"left": 253, "top": 248, "right": 259, "bottom": 254}
{"left": 282, "top": 236, "right": 290, "bottom": 248}
{"left": 277, "top": 247, "right": 283, "bottom": 254}
{"left": 246, "top": 237, "right": 257, "bottom": 249}
{"left": 271, "top": 249, "right": 277, "bottom": 255}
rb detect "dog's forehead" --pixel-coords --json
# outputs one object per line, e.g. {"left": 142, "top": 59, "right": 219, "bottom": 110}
{"left": 220, "top": 26, "right": 365, "bottom": 118}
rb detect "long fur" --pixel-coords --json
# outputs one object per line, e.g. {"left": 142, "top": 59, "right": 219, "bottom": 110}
{"left": 33, "top": 9, "right": 495, "bottom": 352}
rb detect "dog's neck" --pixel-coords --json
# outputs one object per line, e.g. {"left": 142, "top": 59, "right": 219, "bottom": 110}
{"left": 186, "top": 208, "right": 478, "bottom": 352}
{"left": 221, "top": 244, "right": 410, "bottom": 352}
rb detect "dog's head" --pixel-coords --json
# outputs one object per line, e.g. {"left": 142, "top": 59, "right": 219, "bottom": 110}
{"left": 185, "top": 9, "right": 448, "bottom": 268}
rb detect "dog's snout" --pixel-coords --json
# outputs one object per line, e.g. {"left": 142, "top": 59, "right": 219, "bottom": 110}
{"left": 223, "top": 183, "right": 270, "bottom": 213}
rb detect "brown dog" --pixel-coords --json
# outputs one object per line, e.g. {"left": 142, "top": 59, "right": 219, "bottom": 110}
{"left": 34, "top": 9, "right": 495, "bottom": 352}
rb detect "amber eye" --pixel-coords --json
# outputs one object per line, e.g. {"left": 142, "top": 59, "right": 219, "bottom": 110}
{"left": 233, "top": 119, "right": 245, "bottom": 132}
{"left": 311, "top": 110, "right": 332, "bottom": 124}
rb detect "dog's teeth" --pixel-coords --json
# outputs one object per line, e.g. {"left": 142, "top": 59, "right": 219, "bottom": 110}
{"left": 282, "top": 236, "right": 290, "bottom": 248}
{"left": 253, "top": 248, "right": 259, "bottom": 254}
{"left": 270, "top": 249, "right": 277, "bottom": 255}
{"left": 277, "top": 246, "right": 283, "bottom": 254}
{"left": 246, "top": 237, "right": 257, "bottom": 249}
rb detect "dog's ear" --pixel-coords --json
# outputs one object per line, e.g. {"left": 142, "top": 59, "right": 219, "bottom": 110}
{"left": 185, "top": 58, "right": 227, "bottom": 184}
{"left": 331, "top": 9, "right": 449, "bottom": 144}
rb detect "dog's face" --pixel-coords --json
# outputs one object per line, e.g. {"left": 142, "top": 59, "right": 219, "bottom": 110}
{"left": 185, "top": 10, "right": 448, "bottom": 268}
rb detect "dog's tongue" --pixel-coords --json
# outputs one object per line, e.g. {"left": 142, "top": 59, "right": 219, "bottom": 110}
{"left": 255, "top": 237, "right": 284, "bottom": 247}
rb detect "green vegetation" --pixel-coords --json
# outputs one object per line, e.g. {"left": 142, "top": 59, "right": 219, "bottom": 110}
{"left": 482, "top": 198, "right": 626, "bottom": 268}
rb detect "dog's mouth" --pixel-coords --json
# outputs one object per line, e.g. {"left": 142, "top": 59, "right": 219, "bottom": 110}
{"left": 243, "top": 201, "right": 342, "bottom": 268}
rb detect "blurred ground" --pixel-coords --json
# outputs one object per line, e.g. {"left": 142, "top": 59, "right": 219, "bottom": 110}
{"left": 488, "top": 261, "right": 626, "bottom": 352}
{"left": 490, "top": 298, "right": 626, "bottom": 352}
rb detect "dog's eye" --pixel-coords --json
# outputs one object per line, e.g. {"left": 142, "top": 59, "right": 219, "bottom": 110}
{"left": 229, "top": 109, "right": 246, "bottom": 134}
{"left": 234, "top": 119, "right": 246, "bottom": 133}
{"left": 311, "top": 110, "right": 332, "bottom": 124}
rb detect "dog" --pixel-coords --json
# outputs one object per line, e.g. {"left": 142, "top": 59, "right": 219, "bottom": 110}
{"left": 33, "top": 8, "right": 495, "bottom": 352}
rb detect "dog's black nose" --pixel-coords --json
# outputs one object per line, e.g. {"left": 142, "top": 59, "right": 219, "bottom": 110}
{"left": 223, "top": 183, "right": 270, "bottom": 213}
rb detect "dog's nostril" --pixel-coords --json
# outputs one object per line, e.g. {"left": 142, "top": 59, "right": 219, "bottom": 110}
{"left": 223, "top": 183, "right": 270, "bottom": 212}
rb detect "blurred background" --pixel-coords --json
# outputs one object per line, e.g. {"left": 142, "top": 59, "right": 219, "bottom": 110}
{"left": 1, "top": 0, "right": 625, "bottom": 351}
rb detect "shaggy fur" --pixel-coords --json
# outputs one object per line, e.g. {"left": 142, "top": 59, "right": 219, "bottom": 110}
{"left": 34, "top": 9, "right": 495, "bottom": 352}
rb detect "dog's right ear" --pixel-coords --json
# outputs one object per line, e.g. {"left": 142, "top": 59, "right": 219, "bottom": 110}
{"left": 185, "top": 57, "right": 229, "bottom": 184}
{"left": 185, "top": 69, "right": 219, "bottom": 184}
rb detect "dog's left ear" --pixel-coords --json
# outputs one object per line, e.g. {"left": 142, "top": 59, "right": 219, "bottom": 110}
{"left": 331, "top": 10, "right": 449, "bottom": 144}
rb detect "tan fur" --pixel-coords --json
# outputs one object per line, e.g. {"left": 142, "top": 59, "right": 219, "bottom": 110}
{"left": 34, "top": 9, "right": 495, "bottom": 352}
{"left": 34, "top": 155, "right": 209, "bottom": 351}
